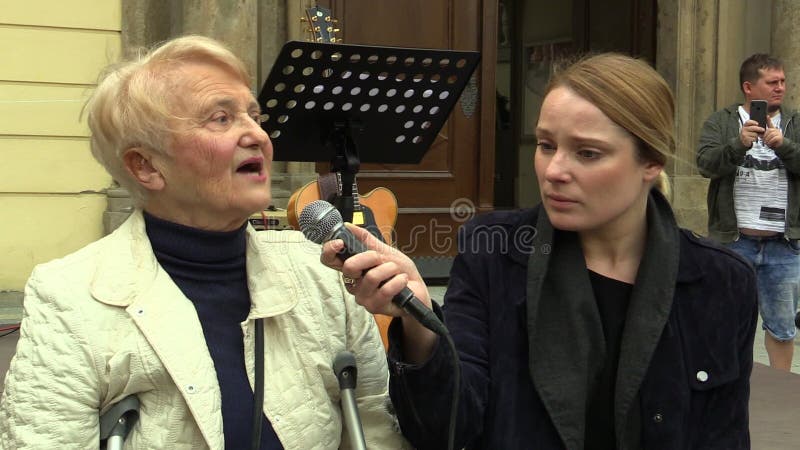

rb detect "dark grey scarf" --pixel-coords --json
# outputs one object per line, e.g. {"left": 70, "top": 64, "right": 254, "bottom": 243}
{"left": 526, "top": 191, "right": 680, "bottom": 450}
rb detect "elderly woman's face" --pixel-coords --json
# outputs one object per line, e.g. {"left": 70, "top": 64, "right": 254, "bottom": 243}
{"left": 534, "top": 87, "right": 661, "bottom": 235}
{"left": 150, "top": 61, "right": 272, "bottom": 230}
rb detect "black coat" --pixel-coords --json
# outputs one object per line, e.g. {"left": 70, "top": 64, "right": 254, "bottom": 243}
{"left": 388, "top": 193, "right": 758, "bottom": 449}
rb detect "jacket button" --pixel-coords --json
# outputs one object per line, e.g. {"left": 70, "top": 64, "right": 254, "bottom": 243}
{"left": 696, "top": 370, "right": 709, "bottom": 382}
{"left": 186, "top": 384, "right": 197, "bottom": 394}
{"left": 653, "top": 413, "right": 663, "bottom": 423}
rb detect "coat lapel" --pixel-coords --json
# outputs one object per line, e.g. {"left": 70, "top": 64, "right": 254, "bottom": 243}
{"left": 526, "top": 192, "right": 680, "bottom": 450}
{"left": 614, "top": 193, "right": 680, "bottom": 449}
{"left": 526, "top": 209, "right": 606, "bottom": 450}
{"left": 90, "top": 210, "right": 224, "bottom": 449}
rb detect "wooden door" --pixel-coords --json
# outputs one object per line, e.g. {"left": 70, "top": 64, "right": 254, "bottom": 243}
{"left": 320, "top": 0, "right": 496, "bottom": 268}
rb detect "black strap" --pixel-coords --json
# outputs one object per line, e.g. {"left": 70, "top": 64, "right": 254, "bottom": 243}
{"left": 250, "top": 318, "right": 265, "bottom": 450}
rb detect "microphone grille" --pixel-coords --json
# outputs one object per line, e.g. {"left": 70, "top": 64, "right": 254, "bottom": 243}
{"left": 298, "top": 200, "right": 343, "bottom": 244}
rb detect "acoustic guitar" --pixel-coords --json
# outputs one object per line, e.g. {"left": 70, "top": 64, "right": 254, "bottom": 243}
{"left": 296, "top": 5, "right": 397, "bottom": 348}
{"left": 287, "top": 174, "right": 398, "bottom": 245}
{"left": 291, "top": 5, "right": 399, "bottom": 245}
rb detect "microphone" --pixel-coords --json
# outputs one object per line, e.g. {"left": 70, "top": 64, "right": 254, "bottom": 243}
{"left": 299, "top": 200, "right": 448, "bottom": 335}
{"left": 333, "top": 351, "right": 367, "bottom": 450}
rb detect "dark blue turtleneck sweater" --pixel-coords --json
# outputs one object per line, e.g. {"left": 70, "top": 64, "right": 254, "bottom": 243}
{"left": 144, "top": 212, "right": 283, "bottom": 450}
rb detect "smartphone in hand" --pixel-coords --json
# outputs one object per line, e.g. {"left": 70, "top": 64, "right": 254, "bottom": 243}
{"left": 750, "top": 100, "right": 768, "bottom": 129}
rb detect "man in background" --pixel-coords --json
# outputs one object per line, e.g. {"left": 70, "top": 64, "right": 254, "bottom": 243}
{"left": 697, "top": 53, "right": 800, "bottom": 371}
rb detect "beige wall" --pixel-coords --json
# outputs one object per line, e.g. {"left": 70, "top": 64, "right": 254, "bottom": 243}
{"left": 0, "top": 1, "right": 120, "bottom": 290}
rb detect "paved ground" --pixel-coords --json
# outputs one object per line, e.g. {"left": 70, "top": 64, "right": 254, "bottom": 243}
{"left": 0, "top": 291, "right": 22, "bottom": 326}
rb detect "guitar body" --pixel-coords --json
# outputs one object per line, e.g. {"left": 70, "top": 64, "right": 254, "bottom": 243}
{"left": 287, "top": 179, "right": 398, "bottom": 245}
{"left": 296, "top": 8, "right": 395, "bottom": 351}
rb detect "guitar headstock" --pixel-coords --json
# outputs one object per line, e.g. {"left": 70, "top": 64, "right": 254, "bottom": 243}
{"left": 302, "top": 5, "right": 340, "bottom": 43}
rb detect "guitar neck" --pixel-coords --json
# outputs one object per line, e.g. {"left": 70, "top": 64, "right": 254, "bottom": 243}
{"left": 337, "top": 173, "right": 362, "bottom": 212}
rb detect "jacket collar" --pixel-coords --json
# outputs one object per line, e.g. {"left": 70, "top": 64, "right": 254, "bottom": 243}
{"left": 525, "top": 191, "right": 679, "bottom": 450}
{"left": 90, "top": 209, "right": 299, "bottom": 316}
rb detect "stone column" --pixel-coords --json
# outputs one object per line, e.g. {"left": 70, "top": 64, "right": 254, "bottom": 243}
{"left": 181, "top": 0, "right": 260, "bottom": 75}
{"left": 772, "top": 0, "right": 800, "bottom": 111}
{"left": 657, "top": 0, "right": 717, "bottom": 233}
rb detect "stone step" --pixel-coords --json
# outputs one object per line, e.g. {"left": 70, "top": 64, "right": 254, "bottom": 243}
{"left": 0, "top": 291, "right": 23, "bottom": 326}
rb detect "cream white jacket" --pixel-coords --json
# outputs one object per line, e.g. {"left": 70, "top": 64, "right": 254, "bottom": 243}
{"left": 0, "top": 210, "right": 410, "bottom": 449}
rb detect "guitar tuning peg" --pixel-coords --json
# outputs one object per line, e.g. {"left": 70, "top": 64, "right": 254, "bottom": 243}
{"left": 326, "top": 26, "right": 333, "bottom": 32}
{"left": 332, "top": 19, "right": 339, "bottom": 23}
{"left": 330, "top": 38, "right": 337, "bottom": 43}
{"left": 311, "top": 15, "right": 318, "bottom": 22}
{"left": 300, "top": 16, "right": 307, "bottom": 22}
{"left": 333, "top": 28, "right": 340, "bottom": 33}
{"left": 305, "top": 27, "right": 313, "bottom": 33}
{"left": 316, "top": 37, "right": 324, "bottom": 42}
{"left": 325, "top": 16, "right": 332, "bottom": 22}
{"left": 314, "top": 26, "right": 321, "bottom": 32}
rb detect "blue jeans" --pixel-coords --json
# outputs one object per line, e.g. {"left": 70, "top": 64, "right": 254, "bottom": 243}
{"left": 727, "top": 235, "right": 800, "bottom": 341}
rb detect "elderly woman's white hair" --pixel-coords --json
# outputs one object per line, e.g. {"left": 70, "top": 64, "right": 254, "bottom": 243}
{"left": 85, "top": 35, "right": 252, "bottom": 205}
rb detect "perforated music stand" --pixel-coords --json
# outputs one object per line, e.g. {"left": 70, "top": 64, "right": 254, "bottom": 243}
{"left": 258, "top": 40, "right": 480, "bottom": 222}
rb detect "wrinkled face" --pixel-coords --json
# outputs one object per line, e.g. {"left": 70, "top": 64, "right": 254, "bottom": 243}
{"left": 534, "top": 87, "right": 661, "bottom": 235}
{"left": 745, "top": 68, "right": 785, "bottom": 111}
{"left": 148, "top": 61, "right": 273, "bottom": 230}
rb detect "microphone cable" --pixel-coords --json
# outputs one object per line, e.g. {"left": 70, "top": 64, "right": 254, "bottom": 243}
{"left": 441, "top": 327, "right": 460, "bottom": 450}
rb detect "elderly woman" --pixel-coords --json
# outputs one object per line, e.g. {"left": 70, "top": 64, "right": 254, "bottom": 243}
{"left": 0, "top": 36, "right": 408, "bottom": 450}
{"left": 323, "top": 53, "right": 758, "bottom": 449}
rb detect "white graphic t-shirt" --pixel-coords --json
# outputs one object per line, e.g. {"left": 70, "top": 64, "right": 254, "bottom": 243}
{"left": 733, "top": 106, "right": 787, "bottom": 232}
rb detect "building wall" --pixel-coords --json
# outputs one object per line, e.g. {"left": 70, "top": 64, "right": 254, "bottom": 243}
{"left": 0, "top": 1, "right": 120, "bottom": 291}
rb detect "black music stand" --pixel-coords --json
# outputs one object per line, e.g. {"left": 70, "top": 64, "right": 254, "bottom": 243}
{"left": 258, "top": 41, "right": 480, "bottom": 222}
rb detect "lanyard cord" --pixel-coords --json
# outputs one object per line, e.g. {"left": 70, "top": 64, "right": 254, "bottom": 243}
{"left": 250, "top": 318, "right": 265, "bottom": 450}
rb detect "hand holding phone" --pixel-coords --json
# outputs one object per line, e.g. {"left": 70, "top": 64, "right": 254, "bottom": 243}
{"left": 750, "top": 100, "right": 768, "bottom": 130}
